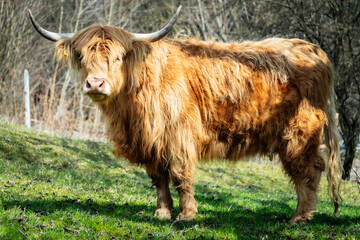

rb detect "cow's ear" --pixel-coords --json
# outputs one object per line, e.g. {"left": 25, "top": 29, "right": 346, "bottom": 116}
{"left": 125, "top": 42, "right": 149, "bottom": 93}
{"left": 55, "top": 39, "right": 80, "bottom": 68}
{"left": 55, "top": 39, "right": 68, "bottom": 63}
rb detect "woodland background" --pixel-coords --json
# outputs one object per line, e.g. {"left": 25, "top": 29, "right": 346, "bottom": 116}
{"left": 0, "top": 0, "right": 359, "bottom": 180}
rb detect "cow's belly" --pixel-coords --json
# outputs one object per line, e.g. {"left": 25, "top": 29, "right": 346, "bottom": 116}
{"left": 200, "top": 126, "right": 280, "bottom": 161}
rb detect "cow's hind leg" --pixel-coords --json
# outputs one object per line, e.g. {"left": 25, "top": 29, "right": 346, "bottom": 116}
{"left": 280, "top": 100, "right": 328, "bottom": 222}
{"left": 147, "top": 166, "right": 173, "bottom": 220}
{"left": 281, "top": 143, "right": 325, "bottom": 223}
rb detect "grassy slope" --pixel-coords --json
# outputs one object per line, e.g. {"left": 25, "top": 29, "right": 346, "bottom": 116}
{"left": 0, "top": 121, "right": 359, "bottom": 240}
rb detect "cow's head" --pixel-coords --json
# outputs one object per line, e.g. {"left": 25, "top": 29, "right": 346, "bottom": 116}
{"left": 28, "top": 7, "right": 181, "bottom": 103}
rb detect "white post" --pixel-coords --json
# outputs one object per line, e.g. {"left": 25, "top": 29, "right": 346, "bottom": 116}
{"left": 24, "top": 69, "right": 31, "bottom": 128}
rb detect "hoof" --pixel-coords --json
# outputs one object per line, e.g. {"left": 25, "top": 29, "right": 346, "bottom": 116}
{"left": 154, "top": 208, "right": 172, "bottom": 220}
{"left": 290, "top": 214, "right": 312, "bottom": 223}
{"left": 176, "top": 211, "right": 196, "bottom": 221}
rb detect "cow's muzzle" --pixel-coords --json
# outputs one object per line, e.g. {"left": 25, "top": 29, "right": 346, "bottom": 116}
{"left": 83, "top": 78, "right": 110, "bottom": 101}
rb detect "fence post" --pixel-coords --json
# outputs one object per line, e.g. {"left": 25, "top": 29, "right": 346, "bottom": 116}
{"left": 24, "top": 69, "right": 31, "bottom": 128}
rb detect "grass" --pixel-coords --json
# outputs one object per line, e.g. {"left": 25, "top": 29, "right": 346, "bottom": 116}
{"left": 0, "top": 121, "right": 359, "bottom": 239}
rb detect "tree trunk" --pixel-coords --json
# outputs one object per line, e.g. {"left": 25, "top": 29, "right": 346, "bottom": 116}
{"left": 342, "top": 130, "right": 359, "bottom": 180}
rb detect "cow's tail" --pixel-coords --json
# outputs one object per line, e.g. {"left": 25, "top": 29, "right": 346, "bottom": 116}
{"left": 324, "top": 86, "right": 341, "bottom": 216}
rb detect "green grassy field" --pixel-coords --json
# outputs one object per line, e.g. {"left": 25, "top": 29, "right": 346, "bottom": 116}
{"left": 0, "top": 121, "right": 359, "bottom": 239}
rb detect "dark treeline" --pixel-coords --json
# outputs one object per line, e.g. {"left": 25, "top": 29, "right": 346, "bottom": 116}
{"left": 0, "top": 0, "right": 359, "bottom": 179}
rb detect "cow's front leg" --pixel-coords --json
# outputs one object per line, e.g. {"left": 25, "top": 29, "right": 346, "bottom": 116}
{"left": 171, "top": 161, "right": 197, "bottom": 221}
{"left": 147, "top": 166, "right": 173, "bottom": 220}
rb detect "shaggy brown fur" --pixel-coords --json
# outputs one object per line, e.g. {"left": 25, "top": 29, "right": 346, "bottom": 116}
{"left": 55, "top": 25, "right": 341, "bottom": 222}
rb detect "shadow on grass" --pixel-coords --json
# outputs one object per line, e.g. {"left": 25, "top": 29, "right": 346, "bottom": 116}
{"left": 1, "top": 127, "right": 127, "bottom": 170}
{"left": 0, "top": 124, "right": 118, "bottom": 166}
{"left": 2, "top": 124, "right": 358, "bottom": 238}
{"left": 0, "top": 134, "right": 41, "bottom": 164}
{"left": 3, "top": 195, "right": 358, "bottom": 239}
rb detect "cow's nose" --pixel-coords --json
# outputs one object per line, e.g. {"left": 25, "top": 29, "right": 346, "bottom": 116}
{"left": 85, "top": 78, "right": 105, "bottom": 93}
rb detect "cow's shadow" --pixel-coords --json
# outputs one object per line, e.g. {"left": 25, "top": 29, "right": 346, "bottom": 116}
{"left": 3, "top": 194, "right": 357, "bottom": 238}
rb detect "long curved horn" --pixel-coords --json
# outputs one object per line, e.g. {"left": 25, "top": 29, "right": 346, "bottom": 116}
{"left": 132, "top": 5, "right": 181, "bottom": 42}
{"left": 28, "top": 9, "right": 74, "bottom": 42}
